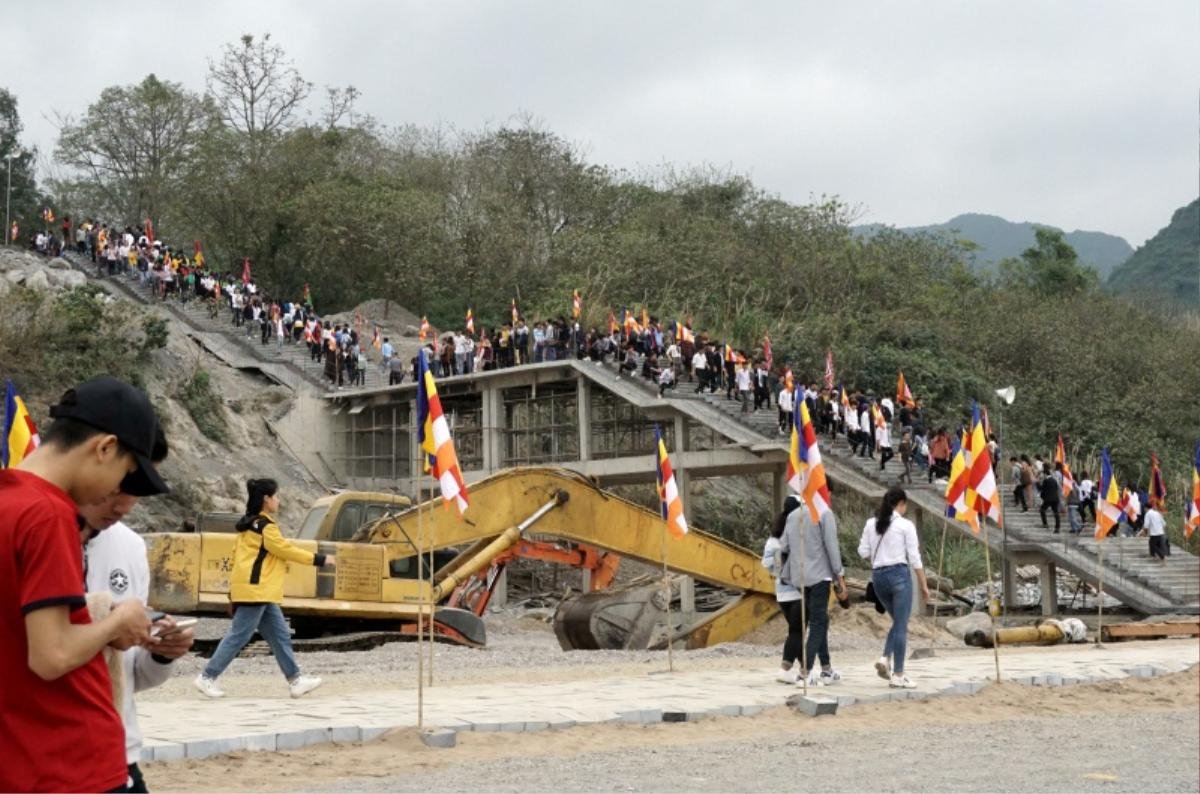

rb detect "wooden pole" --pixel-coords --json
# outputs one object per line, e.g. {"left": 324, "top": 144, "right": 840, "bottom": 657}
{"left": 427, "top": 497, "right": 436, "bottom": 686}
{"left": 798, "top": 508, "right": 808, "bottom": 695}
{"left": 1095, "top": 540, "right": 1106, "bottom": 647}
{"left": 927, "top": 516, "right": 950, "bottom": 654}
{"left": 980, "top": 522, "right": 1003, "bottom": 682}
{"left": 661, "top": 522, "right": 674, "bottom": 673}
{"left": 415, "top": 485, "right": 424, "bottom": 728}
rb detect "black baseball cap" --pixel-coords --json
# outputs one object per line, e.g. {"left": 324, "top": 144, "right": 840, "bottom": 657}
{"left": 49, "top": 377, "right": 170, "bottom": 496}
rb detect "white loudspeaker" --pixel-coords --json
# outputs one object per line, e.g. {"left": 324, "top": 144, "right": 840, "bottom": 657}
{"left": 995, "top": 386, "right": 1016, "bottom": 405}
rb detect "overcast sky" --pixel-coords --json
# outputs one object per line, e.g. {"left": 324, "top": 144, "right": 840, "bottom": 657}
{"left": 4, "top": 1, "right": 1197, "bottom": 245}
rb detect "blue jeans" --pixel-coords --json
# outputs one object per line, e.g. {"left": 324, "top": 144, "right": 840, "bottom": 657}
{"left": 203, "top": 603, "right": 300, "bottom": 681}
{"left": 872, "top": 564, "right": 913, "bottom": 674}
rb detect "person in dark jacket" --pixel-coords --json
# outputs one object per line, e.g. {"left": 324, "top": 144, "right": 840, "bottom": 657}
{"left": 1039, "top": 470, "right": 1062, "bottom": 532}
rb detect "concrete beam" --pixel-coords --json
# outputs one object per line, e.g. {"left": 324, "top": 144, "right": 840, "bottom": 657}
{"left": 577, "top": 379, "right": 592, "bottom": 462}
{"left": 1040, "top": 561, "right": 1058, "bottom": 617}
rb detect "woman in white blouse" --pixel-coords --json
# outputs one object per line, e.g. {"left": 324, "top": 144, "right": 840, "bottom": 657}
{"left": 858, "top": 487, "right": 931, "bottom": 689}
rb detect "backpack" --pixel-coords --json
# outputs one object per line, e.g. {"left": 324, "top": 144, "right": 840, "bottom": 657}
{"left": 1020, "top": 465, "right": 1033, "bottom": 486}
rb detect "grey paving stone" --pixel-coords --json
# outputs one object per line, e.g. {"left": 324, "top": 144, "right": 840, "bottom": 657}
{"left": 244, "top": 733, "right": 278, "bottom": 752}
{"left": 420, "top": 728, "right": 457, "bottom": 748}
{"left": 1031, "top": 675, "right": 1047, "bottom": 686}
{"left": 523, "top": 721, "right": 551, "bottom": 732}
{"left": 718, "top": 705, "right": 742, "bottom": 717}
{"left": 549, "top": 720, "right": 578, "bottom": 730}
{"left": 1044, "top": 673, "right": 1063, "bottom": 687}
{"left": 740, "top": 705, "right": 766, "bottom": 717}
{"left": 498, "top": 722, "right": 526, "bottom": 733}
{"left": 184, "top": 738, "right": 235, "bottom": 759}
{"left": 150, "top": 743, "right": 185, "bottom": 762}
{"left": 789, "top": 695, "right": 838, "bottom": 717}
{"left": 331, "top": 726, "right": 362, "bottom": 743}
{"left": 359, "top": 726, "right": 391, "bottom": 742}
{"left": 835, "top": 694, "right": 857, "bottom": 707}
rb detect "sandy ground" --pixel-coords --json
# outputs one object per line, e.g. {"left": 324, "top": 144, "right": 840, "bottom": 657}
{"left": 145, "top": 667, "right": 1199, "bottom": 793}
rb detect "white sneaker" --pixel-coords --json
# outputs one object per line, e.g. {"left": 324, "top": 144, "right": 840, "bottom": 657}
{"left": 193, "top": 675, "right": 224, "bottom": 699}
{"left": 874, "top": 656, "right": 891, "bottom": 680}
{"left": 775, "top": 668, "right": 798, "bottom": 684}
{"left": 289, "top": 674, "right": 323, "bottom": 698}
{"left": 819, "top": 668, "right": 842, "bottom": 685}
{"left": 889, "top": 674, "right": 917, "bottom": 689}
{"left": 803, "top": 669, "right": 825, "bottom": 687}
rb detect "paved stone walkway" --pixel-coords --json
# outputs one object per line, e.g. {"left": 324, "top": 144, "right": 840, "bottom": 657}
{"left": 139, "top": 640, "right": 1197, "bottom": 762}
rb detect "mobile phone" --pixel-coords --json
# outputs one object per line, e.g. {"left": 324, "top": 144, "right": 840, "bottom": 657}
{"left": 151, "top": 617, "right": 199, "bottom": 637}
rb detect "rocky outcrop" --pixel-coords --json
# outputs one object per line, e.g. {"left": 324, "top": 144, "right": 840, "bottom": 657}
{"left": 0, "top": 247, "right": 88, "bottom": 294}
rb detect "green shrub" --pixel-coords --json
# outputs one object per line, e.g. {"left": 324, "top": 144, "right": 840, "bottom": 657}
{"left": 177, "top": 368, "right": 228, "bottom": 444}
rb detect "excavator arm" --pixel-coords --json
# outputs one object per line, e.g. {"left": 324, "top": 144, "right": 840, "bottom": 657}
{"left": 367, "top": 467, "right": 777, "bottom": 649}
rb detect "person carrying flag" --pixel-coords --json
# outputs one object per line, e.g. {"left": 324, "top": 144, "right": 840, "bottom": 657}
{"left": 1185, "top": 443, "right": 1199, "bottom": 541}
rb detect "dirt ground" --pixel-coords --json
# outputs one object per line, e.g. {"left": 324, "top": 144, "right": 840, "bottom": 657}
{"left": 145, "top": 667, "right": 1199, "bottom": 793}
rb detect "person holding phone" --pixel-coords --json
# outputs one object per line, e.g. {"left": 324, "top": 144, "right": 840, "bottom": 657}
{"left": 195, "top": 478, "right": 334, "bottom": 699}
{"left": 81, "top": 424, "right": 193, "bottom": 793}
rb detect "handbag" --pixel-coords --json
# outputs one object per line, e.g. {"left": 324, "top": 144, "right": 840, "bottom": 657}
{"left": 863, "top": 520, "right": 890, "bottom": 614}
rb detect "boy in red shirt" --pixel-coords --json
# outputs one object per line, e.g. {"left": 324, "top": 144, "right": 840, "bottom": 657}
{"left": 0, "top": 377, "right": 170, "bottom": 792}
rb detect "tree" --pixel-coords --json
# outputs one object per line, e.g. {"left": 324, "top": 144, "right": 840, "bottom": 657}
{"left": 0, "top": 88, "right": 40, "bottom": 241}
{"left": 206, "top": 34, "right": 310, "bottom": 146}
{"left": 999, "top": 227, "right": 1098, "bottom": 295}
{"left": 53, "top": 74, "right": 212, "bottom": 225}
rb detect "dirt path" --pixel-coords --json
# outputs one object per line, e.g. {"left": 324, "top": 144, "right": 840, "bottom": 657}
{"left": 146, "top": 667, "right": 1198, "bottom": 792}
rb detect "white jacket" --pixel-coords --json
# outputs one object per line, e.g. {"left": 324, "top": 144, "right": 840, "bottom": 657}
{"left": 85, "top": 522, "right": 174, "bottom": 764}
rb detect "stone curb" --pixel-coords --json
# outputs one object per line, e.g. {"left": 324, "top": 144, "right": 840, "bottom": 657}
{"left": 141, "top": 662, "right": 1194, "bottom": 762}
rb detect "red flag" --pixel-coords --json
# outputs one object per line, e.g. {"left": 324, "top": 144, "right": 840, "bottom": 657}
{"left": 762, "top": 334, "right": 773, "bottom": 369}
{"left": 1149, "top": 453, "right": 1166, "bottom": 509}
{"left": 607, "top": 310, "right": 617, "bottom": 336}
{"left": 241, "top": 258, "right": 252, "bottom": 285}
{"left": 896, "top": 371, "right": 913, "bottom": 406}
{"left": 144, "top": 218, "right": 155, "bottom": 243}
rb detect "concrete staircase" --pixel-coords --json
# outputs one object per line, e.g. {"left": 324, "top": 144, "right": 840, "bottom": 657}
{"left": 615, "top": 364, "right": 1200, "bottom": 616}
{"left": 67, "top": 256, "right": 385, "bottom": 394}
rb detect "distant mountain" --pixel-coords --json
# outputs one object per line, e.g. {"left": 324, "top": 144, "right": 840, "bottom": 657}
{"left": 1107, "top": 198, "right": 1199, "bottom": 308}
{"left": 854, "top": 213, "right": 1133, "bottom": 277}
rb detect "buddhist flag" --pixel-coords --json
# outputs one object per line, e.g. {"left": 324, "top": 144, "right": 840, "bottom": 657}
{"left": 416, "top": 348, "right": 468, "bottom": 515}
{"left": 1149, "top": 453, "right": 1166, "bottom": 509}
{"left": 303, "top": 283, "right": 311, "bottom": 304}
{"left": 465, "top": 308, "right": 475, "bottom": 334}
{"left": 966, "top": 403, "right": 1001, "bottom": 526}
{"left": 794, "top": 401, "right": 833, "bottom": 522}
{"left": 724, "top": 343, "right": 734, "bottom": 363}
{"left": 641, "top": 306, "right": 649, "bottom": 330}
{"left": 1186, "top": 443, "right": 1199, "bottom": 540}
{"left": 838, "top": 382, "right": 849, "bottom": 410}
{"left": 623, "top": 308, "right": 636, "bottom": 335}
{"left": 871, "top": 402, "right": 886, "bottom": 429}
{"left": 607, "top": 309, "right": 617, "bottom": 336}
{"left": 511, "top": 298, "right": 519, "bottom": 325}
{"left": 144, "top": 218, "right": 155, "bottom": 243}
{"left": 572, "top": 290, "right": 581, "bottom": 319}
{"left": 1095, "top": 448, "right": 1122, "bottom": 540}
{"left": 824, "top": 349, "right": 835, "bottom": 391}
{"left": 762, "top": 334, "right": 773, "bottom": 370}
{"left": 786, "top": 397, "right": 803, "bottom": 494}
{"left": 654, "top": 425, "right": 688, "bottom": 539}
{"left": 372, "top": 326, "right": 381, "bottom": 350}
{"left": 2, "top": 380, "right": 40, "bottom": 469}
{"left": 680, "top": 323, "right": 695, "bottom": 344}
{"left": 419, "top": 315, "right": 430, "bottom": 342}
{"left": 896, "top": 371, "right": 913, "bottom": 407}
{"left": 945, "top": 430, "right": 979, "bottom": 532}
{"left": 1054, "top": 434, "right": 1075, "bottom": 497}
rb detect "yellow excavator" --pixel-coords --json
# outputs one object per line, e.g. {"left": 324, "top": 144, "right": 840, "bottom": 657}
{"left": 145, "top": 467, "right": 777, "bottom": 651}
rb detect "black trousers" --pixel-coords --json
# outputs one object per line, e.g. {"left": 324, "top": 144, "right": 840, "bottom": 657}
{"left": 779, "top": 599, "right": 805, "bottom": 666}
{"left": 879, "top": 445, "right": 894, "bottom": 469}
{"left": 1014, "top": 483, "right": 1028, "bottom": 510}
{"left": 1149, "top": 534, "right": 1167, "bottom": 560}
{"left": 803, "top": 580, "right": 832, "bottom": 671}
{"left": 1041, "top": 501, "right": 1061, "bottom": 531}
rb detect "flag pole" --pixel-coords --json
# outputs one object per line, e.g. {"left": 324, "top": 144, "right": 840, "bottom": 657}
{"left": 415, "top": 482, "right": 425, "bottom": 728}
{"left": 926, "top": 516, "right": 950, "bottom": 656}
{"left": 427, "top": 495, "right": 436, "bottom": 686}
{"left": 1095, "top": 540, "right": 1106, "bottom": 647}
{"left": 661, "top": 520, "right": 674, "bottom": 673}
{"left": 798, "top": 506, "right": 808, "bottom": 696}
{"left": 980, "top": 521, "right": 1003, "bottom": 682}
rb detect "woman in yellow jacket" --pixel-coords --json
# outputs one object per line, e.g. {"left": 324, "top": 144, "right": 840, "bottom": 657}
{"left": 194, "top": 479, "right": 334, "bottom": 698}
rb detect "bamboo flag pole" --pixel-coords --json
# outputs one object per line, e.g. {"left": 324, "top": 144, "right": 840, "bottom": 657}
{"left": 428, "top": 497, "right": 436, "bottom": 686}
{"left": 661, "top": 521, "right": 674, "bottom": 673}
{"left": 980, "top": 522, "right": 1003, "bottom": 682}
{"left": 416, "top": 485, "right": 425, "bottom": 728}
{"left": 924, "top": 516, "right": 950, "bottom": 656}
{"left": 798, "top": 507, "right": 808, "bottom": 696}
{"left": 1095, "top": 541, "right": 1106, "bottom": 647}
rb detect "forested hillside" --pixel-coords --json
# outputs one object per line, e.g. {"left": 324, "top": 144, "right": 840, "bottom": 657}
{"left": 1107, "top": 198, "right": 1199, "bottom": 308}
{"left": 23, "top": 34, "right": 1200, "bottom": 495}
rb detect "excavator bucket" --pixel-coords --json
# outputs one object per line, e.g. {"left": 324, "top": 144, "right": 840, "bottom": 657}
{"left": 553, "top": 582, "right": 672, "bottom": 650}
